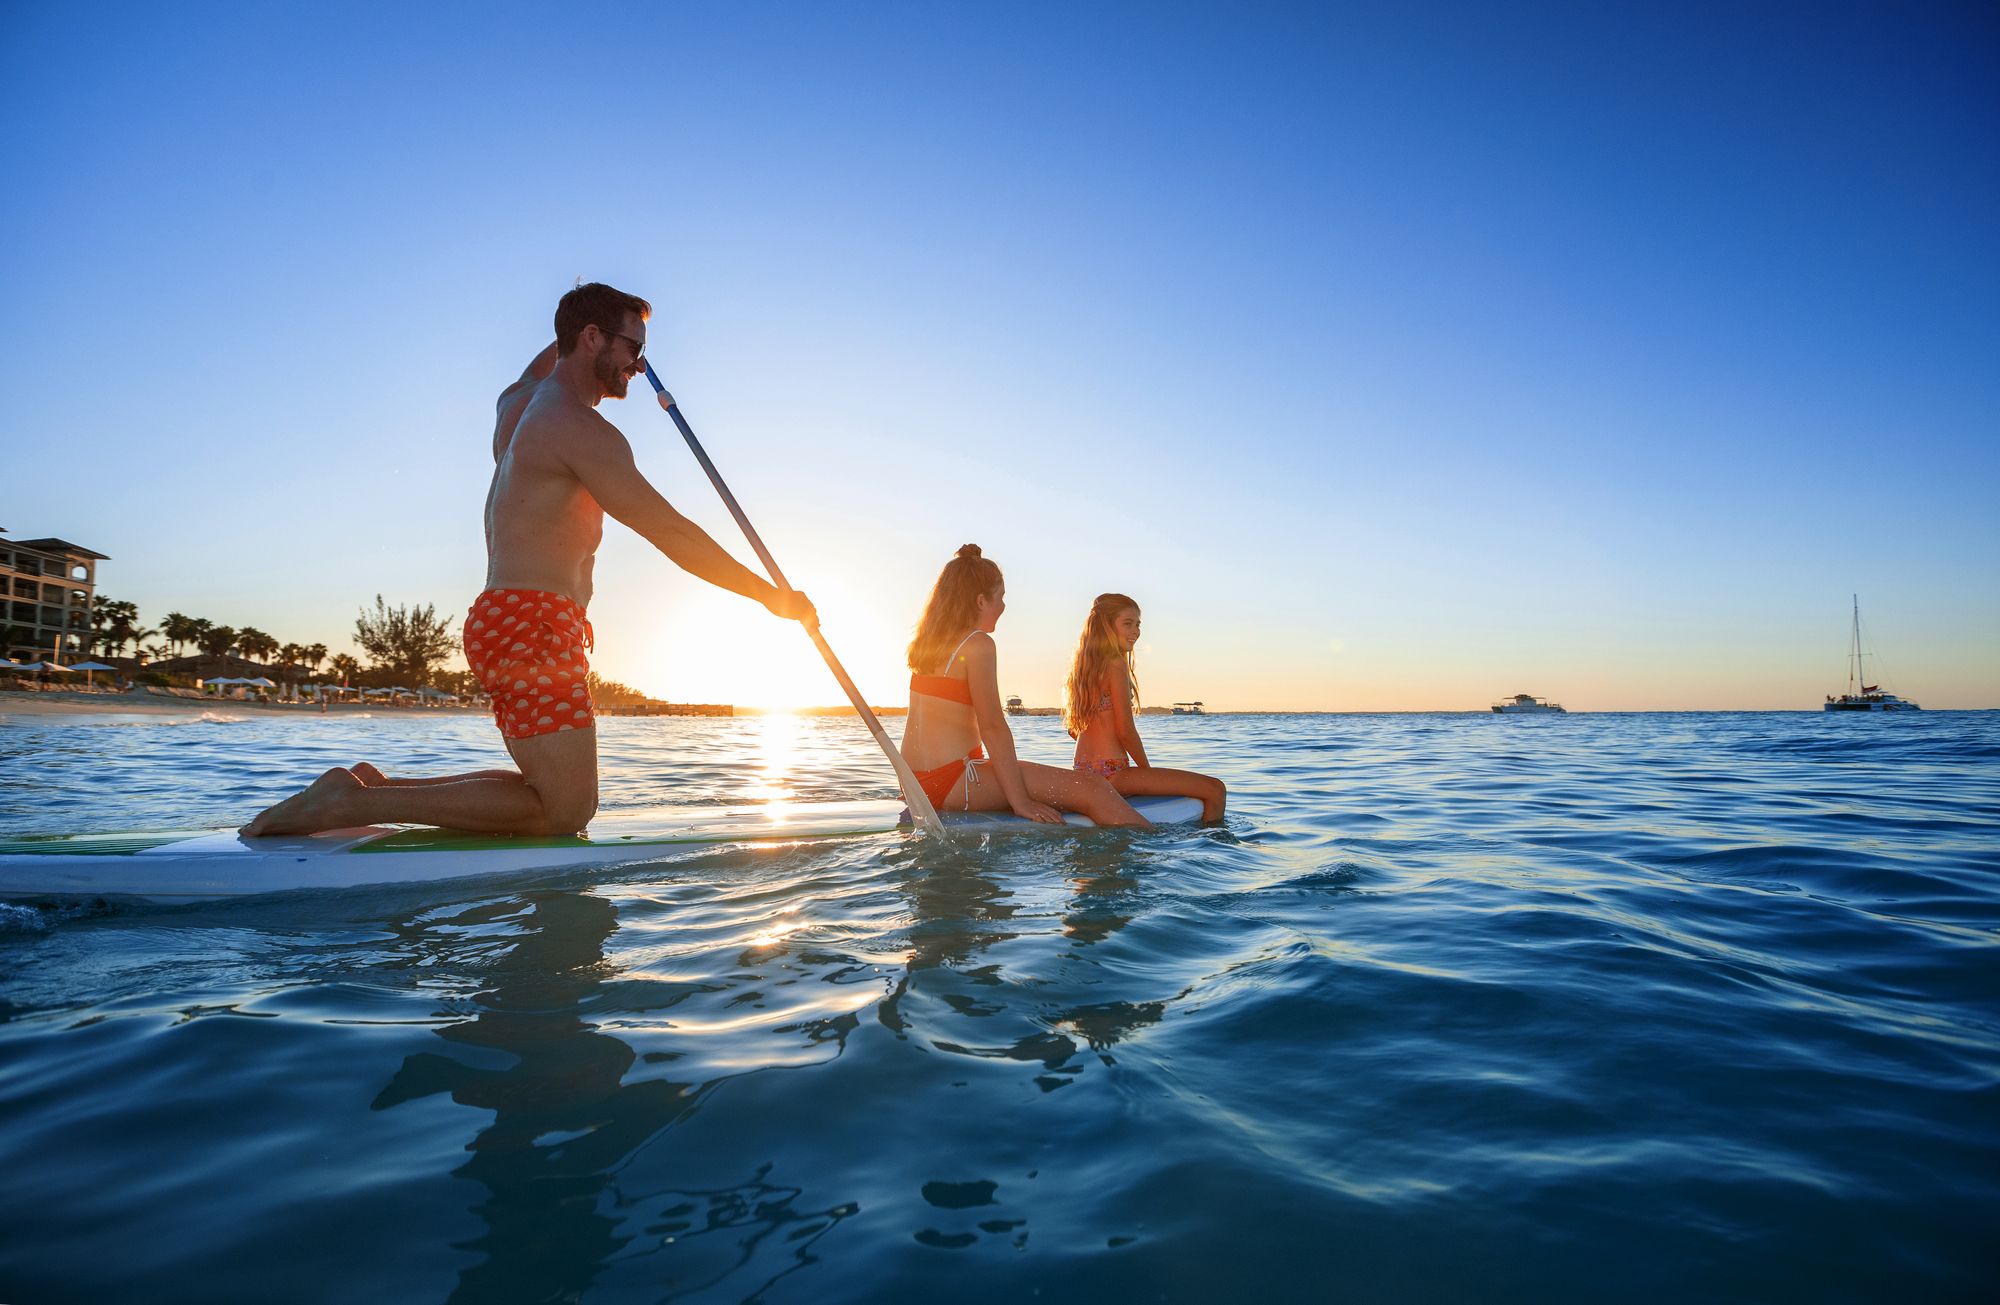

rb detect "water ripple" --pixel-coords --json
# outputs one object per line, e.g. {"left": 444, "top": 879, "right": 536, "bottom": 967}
{"left": 2, "top": 709, "right": 1998, "bottom": 1299}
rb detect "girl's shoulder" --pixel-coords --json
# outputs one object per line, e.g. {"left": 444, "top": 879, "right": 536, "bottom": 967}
{"left": 951, "top": 629, "right": 997, "bottom": 665}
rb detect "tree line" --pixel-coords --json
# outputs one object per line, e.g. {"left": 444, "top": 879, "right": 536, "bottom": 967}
{"left": 63, "top": 596, "right": 668, "bottom": 704}
{"left": 70, "top": 596, "right": 464, "bottom": 692}
{"left": 58, "top": 600, "right": 672, "bottom": 704}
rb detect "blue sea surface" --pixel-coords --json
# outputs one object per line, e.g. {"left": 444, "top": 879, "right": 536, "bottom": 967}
{"left": 1, "top": 709, "right": 1996, "bottom": 1302}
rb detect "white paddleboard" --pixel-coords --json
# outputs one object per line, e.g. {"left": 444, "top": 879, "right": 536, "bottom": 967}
{"left": 0, "top": 795, "right": 1204, "bottom": 903}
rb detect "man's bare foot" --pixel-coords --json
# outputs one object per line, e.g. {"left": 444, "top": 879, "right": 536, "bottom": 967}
{"left": 350, "top": 762, "right": 388, "bottom": 785}
{"left": 240, "top": 767, "right": 367, "bottom": 837}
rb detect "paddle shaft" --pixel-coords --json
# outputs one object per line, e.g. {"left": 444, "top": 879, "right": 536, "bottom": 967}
{"left": 642, "top": 363, "right": 947, "bottom": 838}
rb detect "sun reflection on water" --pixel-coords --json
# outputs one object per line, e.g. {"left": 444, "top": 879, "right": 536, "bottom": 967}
{"left": 748, "top": 711, "right": 801, "bottom": 802}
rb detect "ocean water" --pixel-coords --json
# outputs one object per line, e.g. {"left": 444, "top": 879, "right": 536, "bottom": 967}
{"left": 1, "top": 709, "right": 1995, "bottom": 1303}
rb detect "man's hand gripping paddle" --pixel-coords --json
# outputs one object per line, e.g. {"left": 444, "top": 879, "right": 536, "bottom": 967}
{"left": 643, "top": 362, "right": 948, "bottom": 838}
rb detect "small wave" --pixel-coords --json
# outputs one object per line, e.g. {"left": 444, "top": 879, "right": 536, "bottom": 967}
{"left": 0, "top": 902, "right": 52, "bottom": 933}
{"left": 0, "top": 898, "right": 118, "bottom": 932}
{"left": 62, "top": 710, "right": 256, "bottom": 728}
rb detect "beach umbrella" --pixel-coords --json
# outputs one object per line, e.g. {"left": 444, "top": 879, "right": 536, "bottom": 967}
{"left": 0, "top": 661, "right": 37, "bottom": 673}
{"left": 68, "top": 660, "right": 116, "bottom": 688}
{"left": 244, "top": 677, "right": 275, "bottom": 688}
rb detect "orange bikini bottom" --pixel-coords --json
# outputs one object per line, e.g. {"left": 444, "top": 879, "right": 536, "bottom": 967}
{"left": 912, "top": 747, "right": 985, "bottom": 808}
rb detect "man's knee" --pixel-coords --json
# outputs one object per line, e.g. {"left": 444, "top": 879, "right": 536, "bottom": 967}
{"left": 539, "top": 790, "right": 598, "bottom": 836}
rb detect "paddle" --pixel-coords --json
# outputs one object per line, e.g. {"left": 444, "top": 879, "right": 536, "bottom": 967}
{"left": 643, "top": 362, "right": 948, "bottom": 838}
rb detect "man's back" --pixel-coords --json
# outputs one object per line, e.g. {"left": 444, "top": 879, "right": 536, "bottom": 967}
{"left": 484, "top": 379, "right": 607, "bottom": 605}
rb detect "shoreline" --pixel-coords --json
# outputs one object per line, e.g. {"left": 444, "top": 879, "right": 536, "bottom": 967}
{"left": 5, "top": 691, "right": 1990, "bottom": 721}
{"left": 0, "top": 690, "right": 483, "bottom": 718}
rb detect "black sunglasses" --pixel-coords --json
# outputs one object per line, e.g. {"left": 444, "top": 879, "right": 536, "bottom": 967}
{"left": 601, "top": 327, "right": 646, "bottom": 360}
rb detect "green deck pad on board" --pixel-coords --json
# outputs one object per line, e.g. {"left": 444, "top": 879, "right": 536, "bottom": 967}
{"left": 356, "top": 828, "right": 603, "bottom": 854}
{"left": 355, "top": 815, "right": 904, "bottom": 854}
{"left": 0, "top": 832, "right": 207, "bottom": 857}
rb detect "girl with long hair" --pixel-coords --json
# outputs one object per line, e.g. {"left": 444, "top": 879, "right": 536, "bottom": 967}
{"left": 903, "top": 546, "right": 1147, "bottom": 827}
{"left": 1066, "top": 593, "right": 1227, "bottom": 821}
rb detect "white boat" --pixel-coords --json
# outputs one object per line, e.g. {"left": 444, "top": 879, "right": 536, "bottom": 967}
{"left": 1004, "top": 694, "right": 1025, "bottom": 716}
{"left": 1491, "top": 694, "right": 1565, "bottom": 714}
{"left": 1824, "top": 596, "right": 1920, "bottom": 712}
{"left": 1171, "top": 701, "right": 1205, "bottom": 715}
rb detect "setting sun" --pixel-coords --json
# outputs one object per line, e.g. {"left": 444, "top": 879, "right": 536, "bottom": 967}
{"left": 601, "top": 574, "right": 914, "bottom": 713}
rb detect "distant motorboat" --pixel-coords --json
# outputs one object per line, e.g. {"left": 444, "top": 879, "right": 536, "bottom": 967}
{"left": 1492, "top": 693, "right": 1565, "bottom": 714}
{"left": 1824, "top": 596, "right": 1920, "bottom": 711}
{"left": 1004, "top": 694, "right": 1025, "bottom": 716}
{"left": 1171, "top": 701, "right": 1205, "bottom": 715}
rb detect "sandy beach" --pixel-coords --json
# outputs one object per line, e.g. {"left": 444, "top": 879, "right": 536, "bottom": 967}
{"left": 0, "top": 689, "right": 479, "bottom": 718}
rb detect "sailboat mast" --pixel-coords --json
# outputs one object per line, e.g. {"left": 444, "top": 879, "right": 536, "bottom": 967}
{"left": 1849, "top": 594, "right": 1860, "bottom": 695}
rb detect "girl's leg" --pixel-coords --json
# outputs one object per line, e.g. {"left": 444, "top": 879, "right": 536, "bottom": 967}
{"left": 351, "top": 762, "right": 520, "bottom": 787}
{"left": 1111, "top": 765, "right": 1227, "bottom": 822}
{"left": 951, "top": 760, "right": 1148, "bottom": 826}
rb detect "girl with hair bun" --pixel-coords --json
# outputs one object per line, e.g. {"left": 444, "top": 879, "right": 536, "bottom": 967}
{"left": 902, "top": 546, "right": 1148, "bottom": 826}
{"left": 1066, "top": 594, "right": 1227, "bottom": 821}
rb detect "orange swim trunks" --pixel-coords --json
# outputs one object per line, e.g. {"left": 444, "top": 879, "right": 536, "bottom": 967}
{"left": 464, "top": 588, "right": 595, "bottom": 740}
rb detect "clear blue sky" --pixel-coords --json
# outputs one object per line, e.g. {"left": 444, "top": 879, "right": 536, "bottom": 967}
{"left": 5, "top": 1, "right": 1995, "bottom": 709}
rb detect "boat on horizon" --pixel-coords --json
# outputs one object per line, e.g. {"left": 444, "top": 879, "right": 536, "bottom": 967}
{"left": 1492, "top": 693, "right": 1565, "bottom": 714}
{"left": 1824, "top": 596, "right": 1920, "bottom": 711}
{"left": 1171, "top": 701, "right": 1205, "bottom": 715}
{"left": 1004, "top": 694, "right": 1025, "bottom": 716}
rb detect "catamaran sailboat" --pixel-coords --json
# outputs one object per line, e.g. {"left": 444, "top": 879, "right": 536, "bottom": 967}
{"left": 1824, "top": 596, "right": 1920, "bottom": 711}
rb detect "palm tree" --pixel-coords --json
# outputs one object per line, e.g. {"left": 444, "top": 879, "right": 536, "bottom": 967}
{"left": 197, "top": 625, "right": 239, "bottom": 658}
{"left": 236, "top": 627, "right": 279, "bottom": 665}
{"left": 161, "top": 612, "right": 200, "bottom": 658}
{"left": 328, "top": 653, "right": 361, "bottom": 685}
{"left": 127, "top": 626, "right": 158, "bottom": 664}
{"left": 90, "top": 598, "right": 139, "bottom": 657}
{"left": 306, "top": 643, "right": 328, "bottom": 672}
{"left": 280, "top": 642, "right": 305, "bottom": 669}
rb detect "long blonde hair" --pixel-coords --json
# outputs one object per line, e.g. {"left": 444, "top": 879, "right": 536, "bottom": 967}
{"left": 1064, "top": 593, "right": 1139, "bottom": 737}
{"left": 907, "top": 544, "right": 1003, "bottom": 673}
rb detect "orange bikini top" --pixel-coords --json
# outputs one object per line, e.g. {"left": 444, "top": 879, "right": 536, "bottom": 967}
{"left": 910, "top": 631, "right": 981, "bottom": 706}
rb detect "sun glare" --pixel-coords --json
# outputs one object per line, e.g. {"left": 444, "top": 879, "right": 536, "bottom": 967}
{"left": 747, "top": 711, "right": 801, "bottom": 802}
{"left": 624, "top": 578, "right": 907, "bottom": 714}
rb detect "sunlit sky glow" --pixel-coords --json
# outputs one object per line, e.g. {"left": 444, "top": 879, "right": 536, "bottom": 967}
{"left": 4, "top": 3, "right": 1995, "bottom": 711}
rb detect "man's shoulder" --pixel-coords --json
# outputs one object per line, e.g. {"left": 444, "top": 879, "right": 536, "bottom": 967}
{"left": 515, "top": 388, "right": 623, "bottom": 446}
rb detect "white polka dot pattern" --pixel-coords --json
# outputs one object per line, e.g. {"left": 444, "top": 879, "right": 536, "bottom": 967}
{"left": 463, "top": 588, "right": 596, "bottom": 740}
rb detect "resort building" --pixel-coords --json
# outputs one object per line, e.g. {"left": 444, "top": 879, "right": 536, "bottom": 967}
{"left": 1, "top": 530, "right": 109, "bottom": 663}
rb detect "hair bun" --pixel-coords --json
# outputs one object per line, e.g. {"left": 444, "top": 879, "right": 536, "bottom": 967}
{"left": 956, "top": 544, "right": 982, "bottom": 560}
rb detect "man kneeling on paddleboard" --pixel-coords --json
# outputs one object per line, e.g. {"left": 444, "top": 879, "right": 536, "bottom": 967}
{"left": 242, "top": 282, "right": 815, "bottom": 837}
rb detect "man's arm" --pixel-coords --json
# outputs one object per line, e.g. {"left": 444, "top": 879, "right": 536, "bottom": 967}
{"left": 563, "top": 417, "right": 815, "bottom": 621}
{"left": 499, "top": 341, "right": 560, "bottom": 404}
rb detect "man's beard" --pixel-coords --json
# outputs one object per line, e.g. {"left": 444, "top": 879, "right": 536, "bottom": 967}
{"left": 594, "top": 350, "right": 632, "bottom": 399}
